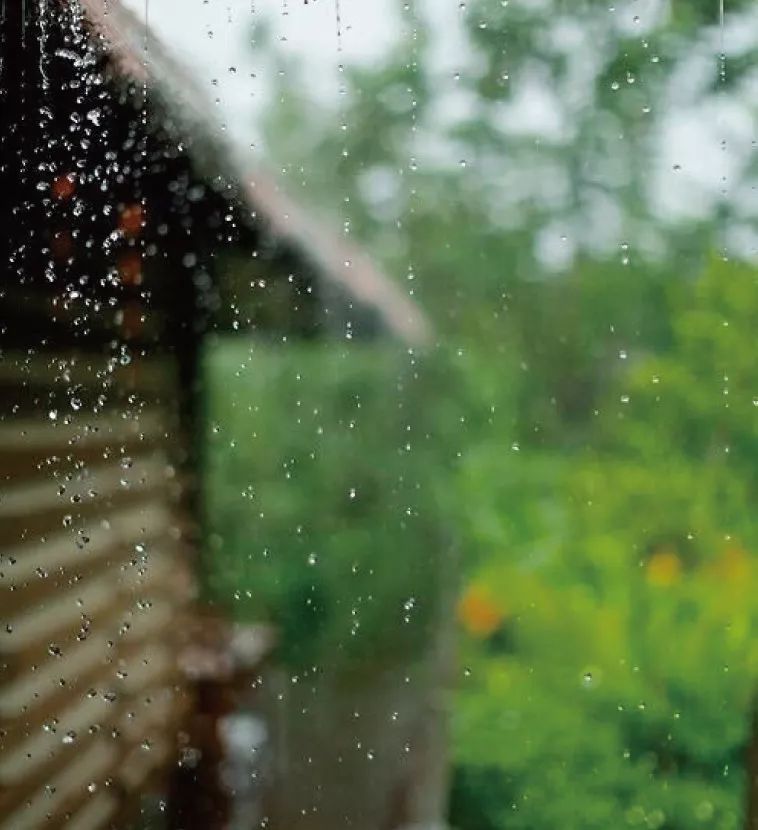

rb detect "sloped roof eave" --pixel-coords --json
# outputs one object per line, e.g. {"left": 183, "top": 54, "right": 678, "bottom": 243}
{"left": 78, "top": 0, "right": 431, "bottom": 346}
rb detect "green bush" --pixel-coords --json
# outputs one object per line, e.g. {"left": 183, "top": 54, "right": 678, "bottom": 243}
{"left": 452, "top": 258, "right": 758, "bottom": 830}
{"left": 202, "top": 340, "right": 469, "bottom": 674}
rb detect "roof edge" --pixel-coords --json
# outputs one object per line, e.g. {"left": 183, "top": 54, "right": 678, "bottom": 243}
{"left": 78, "top": 0, "right": 432, "bottom": 346}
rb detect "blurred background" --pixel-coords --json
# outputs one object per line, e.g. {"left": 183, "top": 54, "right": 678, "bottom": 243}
{"left": 174, "top": 0, "right": 758, "bottom": 828}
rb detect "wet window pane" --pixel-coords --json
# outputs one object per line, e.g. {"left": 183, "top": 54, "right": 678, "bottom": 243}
{"left": 1, "top": 1, "right": 757, "bottom": 829}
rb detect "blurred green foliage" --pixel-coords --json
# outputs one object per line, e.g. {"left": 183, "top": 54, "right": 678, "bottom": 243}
{"left": 200, "top": 0, "right": 758, "bottom": 824}
{"left": 451, "top": 258, "right": 758, "bottom": 830}
{"left": 203, "top": 342, "right": 479, "bottom": 673}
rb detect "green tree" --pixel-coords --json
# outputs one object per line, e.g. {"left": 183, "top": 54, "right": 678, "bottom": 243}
{"left": 256, "top": 0, "right": 758, "bottom": 443}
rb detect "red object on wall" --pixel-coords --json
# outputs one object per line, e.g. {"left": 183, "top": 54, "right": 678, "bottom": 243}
{"left": 51, "top": 172, "right": 76, "bottom": 200}
{"left": 117, "top": 249, "right": 143, "bottom": 286}
{"left": 119, "top": 202, "right": 145, "bottom": 237}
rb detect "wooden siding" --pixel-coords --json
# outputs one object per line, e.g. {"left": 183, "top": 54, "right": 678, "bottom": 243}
{"left": 0, "top": 352, "right": 194, "bottom": 829}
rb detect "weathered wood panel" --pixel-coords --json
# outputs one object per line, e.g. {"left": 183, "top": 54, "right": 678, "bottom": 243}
{"left": 0, "top": 354, "right": 193, "bottom": 829}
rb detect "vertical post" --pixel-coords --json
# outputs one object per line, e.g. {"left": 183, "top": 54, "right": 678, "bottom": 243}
{"left": 1, "top": 0, "right": 44, "bottom": 285}
{"left": 1, "top": 0, "right": 25, "bottom": 232}
{"left": 402, "top": 535, "right": 458, "bottom": 830}
{"left": 746, "top": 696, "right": 758, "bottom": 830}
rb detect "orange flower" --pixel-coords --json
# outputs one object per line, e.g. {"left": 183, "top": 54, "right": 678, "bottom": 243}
{"left": 709, "top": 544, "right": 750, "bottom": 584}
{"left": 646, "top": 548, "right": 682, "bottom": 587}
{"left": 457, "top": 585, "right": 504, "bottom": 638}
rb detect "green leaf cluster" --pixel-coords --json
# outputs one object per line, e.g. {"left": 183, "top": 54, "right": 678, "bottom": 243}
{"left": 452, "top": 259, "right": 758, "bottom": 829}
{"left": 202, "top": 341, "right": 474, "bottom": 673}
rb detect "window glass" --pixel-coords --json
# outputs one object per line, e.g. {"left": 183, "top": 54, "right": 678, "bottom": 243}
{"left": 1, "top": 2, "right": 757, "bottom": 829}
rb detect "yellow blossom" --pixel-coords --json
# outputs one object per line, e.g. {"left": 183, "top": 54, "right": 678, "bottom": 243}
{"left": 646, "top": 548, "right": 682, "bottom": 587}
{"left": 457, "top": 585, "right": 504, "bottom": 637}
{"left": 709, "top": 544, "right": 751, "bottom": 584}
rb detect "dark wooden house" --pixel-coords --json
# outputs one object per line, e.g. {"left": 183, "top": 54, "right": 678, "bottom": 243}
{"left": 0, "top": 1, "right": 429, "bottom": 827}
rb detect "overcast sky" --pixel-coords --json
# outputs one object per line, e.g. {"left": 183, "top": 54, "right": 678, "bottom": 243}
{"left": 122, "top": 0, "right": 758, "bottom": 261}
{"left": 125, "top": 0, "right": 402, "bottom": 149}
